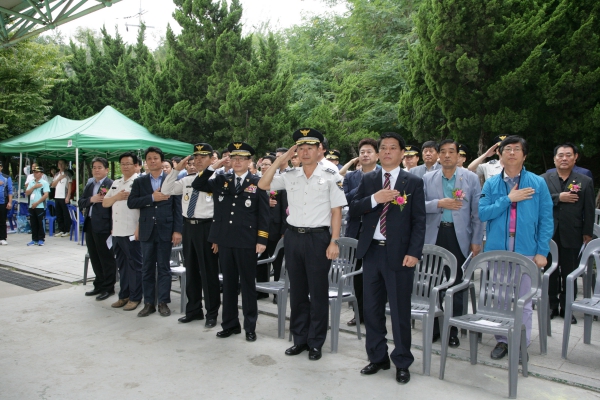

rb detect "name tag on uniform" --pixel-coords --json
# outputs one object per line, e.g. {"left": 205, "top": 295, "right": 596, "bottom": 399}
{"left": 111, "top": 187, "right": 117, "bottom": 189}
{"left": 245, "top": 184, "right": 257, "bottom": 193}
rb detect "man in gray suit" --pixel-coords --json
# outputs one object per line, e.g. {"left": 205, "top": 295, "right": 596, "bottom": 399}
{"left": 409, "top": 141, "right": 441, "bottom": 179}
{"left": 423, "top": 139, "right": 483, "bottom": 347}
{"left": 543, "top": 143, "right": 595, "bottom": 324}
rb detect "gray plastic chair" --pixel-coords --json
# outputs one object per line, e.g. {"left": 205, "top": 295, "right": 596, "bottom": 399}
{"left": 583, "top": 224, "right": 600, "bottom": 297}
{"left": 170, "top": 245, "right": 186, "bottom": 314}
{"left": 531, "top": 239, "right": 558, "bottom": 354}
{"left": 439, "top": 251, "right": 539, "bottom": 399}
{"left": 328, "top": 237, "right": 361, "bottom": 353}
{"left": 561, "top": 238, "right": 600, "bottom": 359}
{"left": 255, "top": 238, "right": 289, "bottom": 339}
{"left": 340, "top": 207, "right": 348, "bottom": 237}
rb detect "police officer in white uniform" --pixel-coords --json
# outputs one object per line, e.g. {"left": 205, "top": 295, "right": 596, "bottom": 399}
{"left": 467, "top": 135, "right": 506, "bottom": 186}
{"left": 161, "top": 143, "right": 221, "bottom": 328}
{"left": 258, "top": 128, "right": 347, "bottom": 361}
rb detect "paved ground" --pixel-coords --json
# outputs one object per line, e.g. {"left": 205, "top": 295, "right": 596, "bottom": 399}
{"left": 1, "top": 230, "right": 600, "bottom": 398}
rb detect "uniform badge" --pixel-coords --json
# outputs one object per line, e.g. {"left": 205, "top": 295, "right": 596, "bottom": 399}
{"left": 206, "top": 194, "right": 212, "bottom": 201}
{"left": 245, "top": 199, "right": 252, "bottom": 207}
{"left": 184, "top": 194, "right": 189, "bottom": 201}
{"left": 219, "top": 196, "right": 224, "bottom": 202}
{"left": 318, "top": 178, "right": 325, "bottom": 185}
{"left": 336, "top": 181, "right": 344, "bottom": 191}
{"left": 224, "top": 182, "right": 228, "bottom": 188}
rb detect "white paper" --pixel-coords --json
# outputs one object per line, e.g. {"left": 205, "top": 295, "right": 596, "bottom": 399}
{"left": 106, "top": 235, "right": 112, "bottom": 249}
{"left": 171, "top": 266, "right": 186, "bottom": 273}
{"left": 473, "top": 320, "right": 501, "bottom": 327}
{"left": 129, "top": 235, "right": 136, "bottom": 241}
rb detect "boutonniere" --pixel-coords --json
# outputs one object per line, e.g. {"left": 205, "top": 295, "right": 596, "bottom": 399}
{"left": 98, "top": 186, "right": 108, "bottom": 196}
{"left": 567, "top": 181, "right": 582, "bottom": 193}
{"left": 391, "top": 192, "right": 411, "bottom": 211}
{"left": 452, "top": 188, "right": 468, "bottom": 201}
{"left": 269, "top": 190, "right": 278, "bottom": 199}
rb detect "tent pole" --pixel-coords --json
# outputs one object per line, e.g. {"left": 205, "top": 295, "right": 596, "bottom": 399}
{"left": 76, "top": 147, "right": 80, "bottom": 245}
{"left": 18, "top": 153, "right": 22, "bottom": 199}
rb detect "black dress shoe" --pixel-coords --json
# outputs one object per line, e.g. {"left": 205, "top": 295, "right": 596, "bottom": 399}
{"left": 137, "top": 303, "right": 156, "bottom": 317}
{"left": 85, "top": 289, "right": 101, "bottom": 296}
{"left": 550, "top": 308, "right": 559, "bottom": 320}
{"left": 571, "top": 314, "right": 577, "bottom": 324}
{"left": 347, "top": 318, "right": 357, "bottom": 326}
{"left": 396, "top": 368, "right": 410, "bottom": 384}
{"left": 285, "top": 343, "right": 309, "bottom": 356}
{"left": 308, "top": 347, "right": 322, "bottom": 361}
{"left": 95, "top": 291, "right": 115, "bottom": 301}
{"left": 246, "top": 332, "right": 257, "bottom": 342}
{"left": 205, "top": 318, "right": 217, "bottom": 328}
{"left": 272, "top": 295, "right": 278, "bottom": 304}
{"left": 491, "top": 342, "right": 508, "bottom": 360}
{"left": 431, "top": 332, "right": 440, "bottom": 343}
{"left": 178, "top": 314, "right": 204, "bottom": 323}
{"left": 158, "top": 302, "right": 171, "bottom": 317}
{"left": 360, "top": 360, "right": 391, "bottom": 375}
{"left": 448, "top": 336, "right": 460, "bottom": 348}
{"left": 216, "top": 326, "right": 242, "bottom": 338}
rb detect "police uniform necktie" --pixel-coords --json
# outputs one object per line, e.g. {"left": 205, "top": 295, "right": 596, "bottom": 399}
{"left": 236, "top": 177, "right": 242, "bottom": 193}
{"left": 187, "top": 189, "right": 199, "bottom": 218}
{"left": 379, "top": 172, "right": 391, "bottom": 238}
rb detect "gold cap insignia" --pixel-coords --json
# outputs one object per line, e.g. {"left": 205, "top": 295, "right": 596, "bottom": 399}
{"left": 406, "top": 146, "right": 412, "bottom": 151}
{"left": 499, "top": 135, "right": 507, "bottom": 141}
{"left": 233, "top": 143, "right": 242, "bottom": 149}
{"left": 196, "top": 145, "right": 204, "bottom": 151}
{"left": 300, "top": 129, "right": 310, "bottom": 136}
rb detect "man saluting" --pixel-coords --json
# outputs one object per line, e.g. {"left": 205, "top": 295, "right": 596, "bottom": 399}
{"left": 349, "top": 132, "right": 426, "bottom": 384}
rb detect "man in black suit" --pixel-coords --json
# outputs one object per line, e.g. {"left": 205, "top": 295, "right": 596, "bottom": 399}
{"left": 128, "top": 147, "right": 183, "bottom": 318}
{"left": 543, "top": 143, "right": 595, "bottom": 324}
{"left": 80, "top": 157, "right": 116, "bottom": 301}
{"left": 343, "top": 137, "right": 380, "bottom": 326}
{"left": 349, "top": 132, "right": 426, "bottom": 384}
{"left": 192, "top": 142, "right": 270, "bottom": 342}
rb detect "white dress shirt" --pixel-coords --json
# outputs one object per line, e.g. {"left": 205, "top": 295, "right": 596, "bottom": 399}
{"left": 371, "top": 166, "right": 401, "bottom": 240}
{"left": 104, "top": 173, "right": 139, "bottom": 236}
{"left": 161, "top": 169, "right": 215, "bottom": 219}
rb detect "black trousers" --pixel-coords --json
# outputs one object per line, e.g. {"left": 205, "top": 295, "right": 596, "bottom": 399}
{"left": 548, "top": 232, "right": 579, "bottom": 311}
{"left": 183, "top": 220, "right": 220, "bottom": 319}
{"left": 363, "top": 242, "right": 414, "bottom": 369}
{"left": 113, "top": 236, "right": 143, "bottom": 302}
{"left": 353, "top": 258, "right": 364, "bottom": 322}
{"left": 219, "top": 245, "right": 257, "bottom": 332}
{"left": 85, "top": 222, "right": 117, "bottom": 293}
{"left": 284, "top": 229, "right": 331, "bottom": 349}
{"left": 257, "top": 238, "right": 285, "bottom": 282}
{"left": 0, "top": 203, "right": 6, "bottom": 240}
{"left": 29, "top": 208, "right": 45, "bottom": 241}
{"left": 54, "top": 198, "right": 71, "bottom": 233}
{"left": 433, "top": 225, "right": 467, "bottom": 337}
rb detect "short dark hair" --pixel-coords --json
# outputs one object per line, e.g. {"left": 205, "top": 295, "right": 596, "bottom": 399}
{"left": 263, "top": 155, "right": 276, "bottom": 163}
{"left": 187, "top": 155, "right": 195, "bottom": 162}
{"left": 58, "top": 158, "right": 67, "bottom": 165}
{"left": 321, "top": 137, "right": 329, "bottom": 152}
{"left": 499, "top": 135, "right": 528, "bottom": 156}
{"left": 163, "top": 159, "right": 173, "bottom": 168}
{"left": 171, "top": 156, "right": 182, "bottom": 163}
{"left": 438, "top": 139, "right": 458, "bottom": 152}
{"left": 422, "top": 140, "right": 439, "bottom": 153}
{"left": 377, "top": 132, "right": 406, "bottom": 151}
{"left": 212, "top": 150, "right": 220, "bottom": 158}
{"left": 119, "top": 151, "right": 139, "bottom": 165}
{"left": 276, "top": 147, "right": 288, "bottom": 154}
{"left": 91, "top": 157, "right": 108, "bottom": 169}
{"left": 144, "top": 146, "right": 164, "bottom": 162}
{"left": 553, "top": 142, "right": 579, "bottom": 157}
{"left": 358, "top": 138, "right": 378, "bottom": 152}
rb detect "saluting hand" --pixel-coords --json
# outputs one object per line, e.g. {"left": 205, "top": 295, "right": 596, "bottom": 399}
{"left": 175, "top": 156, "right": 191, "bottom": 172}
{"left": 211, "top": 156, "right": 230, "bottom": 170}
{"left": 374, "top": 189, "right": 400, "bottom": 204}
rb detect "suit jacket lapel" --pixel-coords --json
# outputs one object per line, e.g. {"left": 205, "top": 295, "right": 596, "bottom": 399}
{"left": 435, "top": 170, "right": 444, "bottom": 200}
{"left": 394, "top": 169, "right": 408, "bottom": 193}
{"left": 549, "top": 172, "right": 562, "bottom": 193}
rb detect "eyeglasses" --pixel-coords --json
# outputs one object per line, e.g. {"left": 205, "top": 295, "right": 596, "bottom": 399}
{"left": 502, "top": 147, "right": 522, "bottom": 153}
{"left": 120, "top": 163, "right": 135, "bottom": 167}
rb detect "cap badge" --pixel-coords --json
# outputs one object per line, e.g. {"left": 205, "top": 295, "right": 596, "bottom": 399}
{"left": 233, "top": 143, "right": 242, "bottom": 149}
{"left": 196, "top": 145, "right": 204, "bottom": 151}
{"left": 300, "top": 129, "right": 310, "bottom": 136}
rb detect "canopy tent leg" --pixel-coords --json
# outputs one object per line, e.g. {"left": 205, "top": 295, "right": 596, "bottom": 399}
{"left": 76, "top": 147, "right": 80, "bottom": 245}
{"left": 18, "top": 153, "right": 22, "bottom": 199}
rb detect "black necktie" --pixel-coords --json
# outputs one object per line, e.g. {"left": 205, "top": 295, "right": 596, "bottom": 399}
{"left": 236, "top": 177, "right": 242, "bottom": 193}
{"left": 187, "top": 190, "right": 199, "bottom": 218}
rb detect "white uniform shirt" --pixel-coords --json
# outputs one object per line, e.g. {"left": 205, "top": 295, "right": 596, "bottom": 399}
{"left": 53, "top": 172, "right": 72, "bottom": 199}
{"left": 370, "top": 166, "right": 401, "bottom": 240}
{"left": 161, "top": 169, "right": 214, "bottom": 219}
{"left": 270, "top": 164, "right": 347, "bottom": 228}
{"left": 476, "top": 159, "right": 503, "bottom": 182}
{"left": 318, "top": 157, "right": 340, "bottom": 174}
{"left": 104, "top": 173, "right": 139, "bottom": 237}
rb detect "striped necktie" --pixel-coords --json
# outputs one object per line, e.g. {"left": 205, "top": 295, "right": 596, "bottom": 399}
{"left": 236, "top": 177, "right": 242, "bottom": 193}
{"left": 379, "top": 172, "right": 391, "bottom": 238}
{"left": 187, "top": 190, "right": 199, "bottom": 218}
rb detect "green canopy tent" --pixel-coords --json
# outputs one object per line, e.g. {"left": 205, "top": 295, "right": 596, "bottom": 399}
{"left": 0, "top": 106, "right": 193, "bottom": 237}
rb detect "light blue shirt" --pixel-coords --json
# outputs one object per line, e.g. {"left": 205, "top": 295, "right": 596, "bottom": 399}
{"left": 26, "top": 179, "right": 50, "bottom": 209}
{"left": 150, "top": 172, "right": 164, "bottom": 202}
{"left": 442, "top": 171, "right": 457, "bottom": 223}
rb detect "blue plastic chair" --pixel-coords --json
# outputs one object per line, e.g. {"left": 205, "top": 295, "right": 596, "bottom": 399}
{"left": 67, "top": 205, "right": 79, "bottom": 242}
{"left": 45, "top": 200, "right": 57, "bottom": 236}
{"left": 6, "top": 200, "right": 17, "bottom": 230}
{"left": 18, "top": 202, "right": 29, "bottom": 217}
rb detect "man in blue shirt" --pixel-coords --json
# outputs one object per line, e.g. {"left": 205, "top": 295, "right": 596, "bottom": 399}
{"left": 25, "top": 166, "right": 50, "bottom": 246}
{"left": 0, "top": 161, "right": 14, "bottom": 245}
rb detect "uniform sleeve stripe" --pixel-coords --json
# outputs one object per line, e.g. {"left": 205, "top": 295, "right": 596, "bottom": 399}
{"left": 258, "top": 231, "right": 269, "bottom": 238}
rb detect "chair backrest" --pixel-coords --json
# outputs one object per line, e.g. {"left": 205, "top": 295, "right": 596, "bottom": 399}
{"left": 67, "top": 204, "right": 76, "bottom": 221}
{"left": 593, "top": 223, "right": 600, "bottom": 239}
{"left": 6, "top": 200, "right": 17, "bottom": 218}
{"left": 328, "top": 237, "right": 359, "bottom": 290}
{"left": 544, "top": 240, "right": 559, "bottom": 277}
{"left": 467, "top": 251, "right": 539, "bottom": 317}
{"left": 46, "top": 200, "right": 56, "bottom": 218}
{"left": 594, "top": 209, "right": 600, "bottom": 225}
{"left": 412, "top": 244, "right": 458, "bottom": 306}
{"left": 170, "top": 245, "right": 183, "bottom": 267}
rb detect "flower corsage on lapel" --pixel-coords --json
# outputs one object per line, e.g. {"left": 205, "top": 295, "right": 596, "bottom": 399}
{"left": 391, "top": 192, "right": 410, "bottom": 211}
{"left": 269, "top": 190, "right": 278, "bottom": 199}
{"left": 452, "top": 188, "right": 467, "bottom": 201}
{"left": 567, "top": 181, "right": 582, "bottom": 194}
{"left": 98, "top": 185, "right": 108, "bottom": 196}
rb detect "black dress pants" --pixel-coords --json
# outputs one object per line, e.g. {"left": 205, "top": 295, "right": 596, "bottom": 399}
{"left": 284, "top": 229, "right": 331, "bottom": 349}
{"left": 54, "top": 198, "right": 71, "bottom": 233}
{"left": 219, "top": 245, "right": 257, "bottom": 332}
{"left": 29, "top": 208, "right": 45, "bottom": 242}
{"left": 182, "top": 220, "right": 220, "bottom": 319}
{"left": 0, "top": 203, "right": 7, "bottom": 240}
{"left": 85, "top": 221, "right": 117, "bottom": 293}
{"left": 548, "top": 233, "right": 579, "bottom": 311}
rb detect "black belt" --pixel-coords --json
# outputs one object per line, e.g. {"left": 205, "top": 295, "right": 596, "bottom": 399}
{"left": 183, "top": 217, "right": 212, "bottom": 224}
{"left": 371, "top": 240, "right": 386, "bottom": 246}
{"left": 440, "top": 222, "right": 454, "bottom": 228}
{"left": 288, "top": 225, "right": 329, "bottom": 234}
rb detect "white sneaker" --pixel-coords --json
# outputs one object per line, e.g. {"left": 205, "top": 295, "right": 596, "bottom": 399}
{"left": 0, "top": 240, "right": 7, "bottom": 245}
{"left": 54, "top": 232, "right": 63, "bottom": 237}
{"left": 61, "top": 232, "right": 70, "bottom": 237}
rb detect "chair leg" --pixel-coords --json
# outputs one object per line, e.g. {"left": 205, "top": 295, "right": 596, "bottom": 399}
{"left": 180, "top": 273, "right": 187, "bottom": 315}
{"left": 330, "top": 300, "right": 340, "bottom": 353}
{"left": 469, "top": 330, "right": 478, "bottom": 365}
{"left": 583, "top": 313, "right": 593, "bottom": 344}
{"left": 521, "top": 329, "right": 528, "bottom": 377}
{"left": 277, "top": 290, "right": 285, "bottom": 339}
{"left": 562, "top": 306, "right": 573, "bottom": 359}
{"left": 439, "top": 321, "right": 451, "bottom": 380}
{"left": 422, "top": 316, "right": 432, "bottom": 376}
{"left": 83, "top": 254, "right": 89, "bottom": 285}
{"left": 538, "top": 300, "right": 546, "bottom": 355}
{"left": 547, "top": 300, "right": 553, "bottom": 337}
{"left": 508, "top": 331, "right": 519, "bottom": 399}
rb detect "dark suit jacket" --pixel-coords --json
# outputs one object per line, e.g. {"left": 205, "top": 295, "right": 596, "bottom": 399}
{"left": 349, "top": 168, "right": 426, "bottom": 269}
{"left": 343, "top": 169, "right": 364, "bottom": 239}
{"left": 192, "top": 169, "right": 270, "bottom": 249}
{"left": 267, "top": 189, "right": 288, "bottom": 239}
{"left": 546, "top": 166, "right": 593, "bottom": 183}
{"left": 79, "top": 177, "right": 113, "bottom": 234}
{"left": 542, "top": 171, "right": 595, "bottom": 249}
{"left": 127, "top": 172, "right": 182, "bottom": 242}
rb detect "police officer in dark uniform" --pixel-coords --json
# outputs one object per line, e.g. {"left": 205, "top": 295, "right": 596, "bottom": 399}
{"left": 192, "top": 142, "right": 270, "bottom": 342}
{"left": 162, "top": 143, "right": 220, "bottom": 328}
{"left": 258, "top": 128, "right": 347, "bottom": 360}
